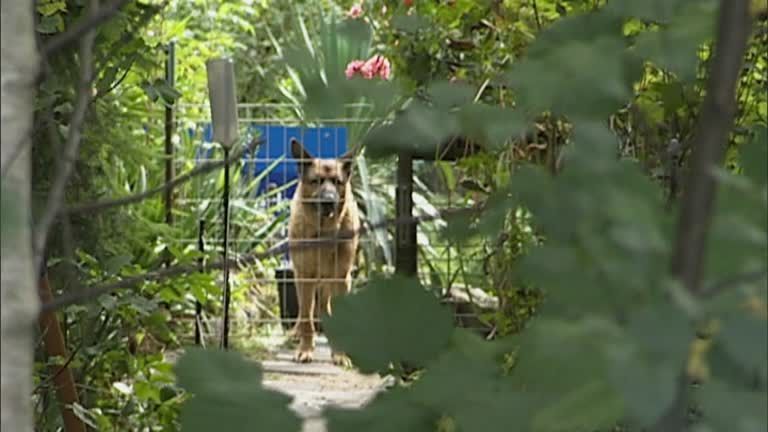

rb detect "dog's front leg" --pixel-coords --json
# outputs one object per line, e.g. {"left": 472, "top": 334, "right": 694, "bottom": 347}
{"left": 328, "top": 273, "right": 354, "bottom": 368}
{"left": 294, "top": 276, "right": 316, "bottom": 363}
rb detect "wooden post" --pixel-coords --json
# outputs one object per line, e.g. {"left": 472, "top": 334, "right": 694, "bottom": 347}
{"left": 395, "top": 152, "right": 417, "bottom": 276}
{"left": 37, "top": 264, "right": 86, "bottom": 432}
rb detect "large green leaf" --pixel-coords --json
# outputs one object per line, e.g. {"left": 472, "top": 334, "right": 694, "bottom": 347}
{"left": 606, "top": 0, "right": 710, "bottom": 23}
{"left": 505, "top": 12, "right": 639, "bottom": 120}
{"left": 696, "top": 379, "right": 767, "bottom": 432}
{"left": 633, "top": 0, "right": 717, "bottom": 81}
{"left": 508, "top": 318, "right": 626, "bottom": 430}
{"left": 718, "top": 314, "right": 768, "bottom": 384}
{"left": 409, "top": 330, "right": 532, "bottom": 432}
{"left": 324, "top": 387, "right": 436, "bottom": 432}
{"left": 322, "top": 274, "right": 454, "bottom": 374}
{"left": 605, "top": 303, "right": 693, "bottom": 427}
{"left": 363, "top": 101, "right": 459, "bottom": 159}
{"left": 741, "top": 126, "right": 768, "bottom": 186}
{"left": 175, "top": 348, "right": 301, "bottom": 432}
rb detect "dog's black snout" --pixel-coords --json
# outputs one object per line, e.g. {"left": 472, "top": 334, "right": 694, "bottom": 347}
{"left": 317, "top": 188, "right": 338, "bottom": 204}
{"left": 315, "top": 188, "right": 339, "bottom": 216}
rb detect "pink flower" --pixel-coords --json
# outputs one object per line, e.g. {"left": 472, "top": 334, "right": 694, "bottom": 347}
{"left": 345, "top": 60, "right": 365, "bottom": 79}
{"left": 360, "top": 58, "right": 377, "bottom": 79}
{"left": 362, "top": 55, "right": 392, "bottom": 80}
{"left": 347, "top": 3, "right": 363, "bottom": 19}
{"left": 345, "top": 55, "right": 392, "bottom": 80}
{"left": 378, "top": 56, "right": 392, "bottom": 80}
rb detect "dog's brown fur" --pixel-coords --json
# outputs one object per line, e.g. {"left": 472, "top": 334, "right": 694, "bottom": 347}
{"left": 287, "top": 138, "right": 360, "bottom": 366}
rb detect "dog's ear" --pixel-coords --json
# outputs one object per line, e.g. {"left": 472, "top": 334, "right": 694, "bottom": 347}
{"left": 340, "top": 148, "right": 355, "bottom": 181}
{"left": 291, "top": 138, "right": 314, "bottom": 175}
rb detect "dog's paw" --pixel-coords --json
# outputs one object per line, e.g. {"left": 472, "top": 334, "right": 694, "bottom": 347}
{"left": 331, "top": 352, "right": 353, "bottom": 369}
{"left": 294, "top": 349, "right": 314, "bottom": 363}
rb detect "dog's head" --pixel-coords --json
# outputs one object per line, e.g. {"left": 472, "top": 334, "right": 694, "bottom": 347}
{"left": 291, "top": 138, "right": 353, "bottom": 218}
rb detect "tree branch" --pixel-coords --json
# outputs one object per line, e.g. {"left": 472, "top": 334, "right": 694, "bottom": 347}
{"left": 41, "top": 0, "right": 132, "bottom": 58}
{"left": 654, "top": 1, "right": 755, "bottom": 431}
{"left": 33, "top": 1, "right": 99, "bottom": 274}
{"left": 64, "top": 139, "right": 262, "bottom": 215}
{"left": 38, "top": 205, "right": 482, "bottom": 314}
{"left": 670, "top": 0, "right": 753, "bottom": 294}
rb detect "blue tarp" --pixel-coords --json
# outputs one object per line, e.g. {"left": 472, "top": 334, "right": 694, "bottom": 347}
{"left": 190, "top": 124, "right": 348, "bottom": 201}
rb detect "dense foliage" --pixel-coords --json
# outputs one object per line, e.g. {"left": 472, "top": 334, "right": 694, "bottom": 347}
{"left": 29, "top": 0, "right": 766, "bottom": 431}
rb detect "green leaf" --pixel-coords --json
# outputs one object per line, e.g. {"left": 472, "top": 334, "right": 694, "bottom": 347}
{"left": 606, "top": 0, "right": 710, "bottom": 23}
{"left": 427, "top": 80, "right": 475, "bottom": 110}
{"left": 391, "top": 13, "right": 430, "bottom": 34}
{"left": 175, "top": 348, "right": 301, "bottom": 432}
{"left": 508, "top": 319, "right": 626, "bottom": 430}
{"left": 633, "top": 1, "right": 717, "bottom": 81}
{"left": 507, "top": 35, "right": 635, "bottom": 120}
{"left": 104, "top": 254, "right": 132, "bottom": 275}
{"left": 509, "top": 318, "right": 623, "bottom": 392}
{"left": 37, "top": 1, "right": 67, "bottom": 17}
{"left": 322, "top": 274, "right": 454, "bottom": 374}
{"left": 626, "top": 302, "right": 694, "bottom": 366}
{"left": 741, "top": 126, "right": 767, "bottom": 186}
{"left": 325, "top": 387, "right": 435, "bottom": 432}
{"left": 409, "top": 330, "right": 533, "bottom": 431}
{"left": 530, "top": 379, "right": 624, "bottom": 432}
{"left": 457, "top": 104, "right": 529, "bottom": 151}
{"left": 696, "top": 379, "right": 767, "bottom": 432}
{"left": 363, "top": 101, "right": 459, "bottom": 159}
{"left": 153, "top": 78, "right": 183, "bottom": 105}
{"left": 37, "top": 14, "right": 64, "bottom": 34}
{"left": 606, "top": 345, "right": 679, "bottom": 427}
{"left": 718, "top": 314, "right": 768, "bottom": 384}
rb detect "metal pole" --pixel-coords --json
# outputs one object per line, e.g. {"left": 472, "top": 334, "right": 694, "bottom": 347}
{"left": 395, "top": 152, "right": 417, "bottom": 276}
{"left": 221, "top": 147, "right": 232, "bottom": 350}
{"left": 163, "top": 41, "right": 176, "bottom": 266}
{"left": 195, "top": 219, "right": 205, "bottom": 346}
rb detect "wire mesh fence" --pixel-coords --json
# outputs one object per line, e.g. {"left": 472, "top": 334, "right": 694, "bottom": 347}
{"left": 172, "top": 102, "right": 495, "bottom": 349}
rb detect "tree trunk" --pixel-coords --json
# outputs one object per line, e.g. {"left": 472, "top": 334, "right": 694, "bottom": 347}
{"left": 1, "top": 2, "right": 42, "bottom": 432}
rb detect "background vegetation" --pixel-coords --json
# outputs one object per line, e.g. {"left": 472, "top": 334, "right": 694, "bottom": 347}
{"left": 24, "top": 0, "right": 767, "bottom": 430}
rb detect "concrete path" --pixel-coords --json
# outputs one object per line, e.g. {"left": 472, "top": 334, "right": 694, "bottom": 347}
{"left": 260, "top": 335, "right": 392, "bottom": 432}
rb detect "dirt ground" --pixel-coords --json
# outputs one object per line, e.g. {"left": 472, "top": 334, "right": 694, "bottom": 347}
{"left": 260, "top": 335, "right": 392, "bottom": 432}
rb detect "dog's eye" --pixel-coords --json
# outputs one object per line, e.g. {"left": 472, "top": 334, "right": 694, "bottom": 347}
{"left": 310, "top": 178, "right": 322, "bottom": 185}
{"left": 334, "top": 178, "right": 344, "bottom": 186}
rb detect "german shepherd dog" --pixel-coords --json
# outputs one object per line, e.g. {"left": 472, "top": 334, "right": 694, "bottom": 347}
{"left": 287, "top": 138, "right": 360, "bottom": 366}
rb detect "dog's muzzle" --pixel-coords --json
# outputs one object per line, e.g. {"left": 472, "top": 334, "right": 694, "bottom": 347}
{"left": 315, "top": 189, "right": 339, "bottom": 217}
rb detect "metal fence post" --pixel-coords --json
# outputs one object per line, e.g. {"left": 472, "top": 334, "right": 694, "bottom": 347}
{"left": 195, "top": 219, "right": 205, "bottom": 346}
{"left": 221, "top": 146, "right": 232, "bottom": 350}
{"left": 163, "top": 41, "right": 176, "bottom": 265}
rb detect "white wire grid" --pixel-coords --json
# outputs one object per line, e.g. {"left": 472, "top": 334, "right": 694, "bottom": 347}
{"left": 171, "top": 103, "right": 493, "bottom": 346}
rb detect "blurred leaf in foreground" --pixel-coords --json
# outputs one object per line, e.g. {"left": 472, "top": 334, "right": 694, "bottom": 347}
{"left": 323, "top": 274, "right": 454, "bottom": 374}
{"left": 175, "top": 348, "right": 301, "bottom": 432}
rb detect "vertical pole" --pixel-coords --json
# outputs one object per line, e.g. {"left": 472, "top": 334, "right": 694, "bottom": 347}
{"left": 195, "top": 219, "right": 205, "bottom": 346}
{"left": 37, "top": 252, "right": 86, "bottom": 432}
{"left": 163, "top": 41, "right": 176, "bottom": 266}
{"left": 395, "top": 152, "right": 417, "bottom": 276}
{"left": 221, "top": 147, "right": 232, "bottom": 350}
